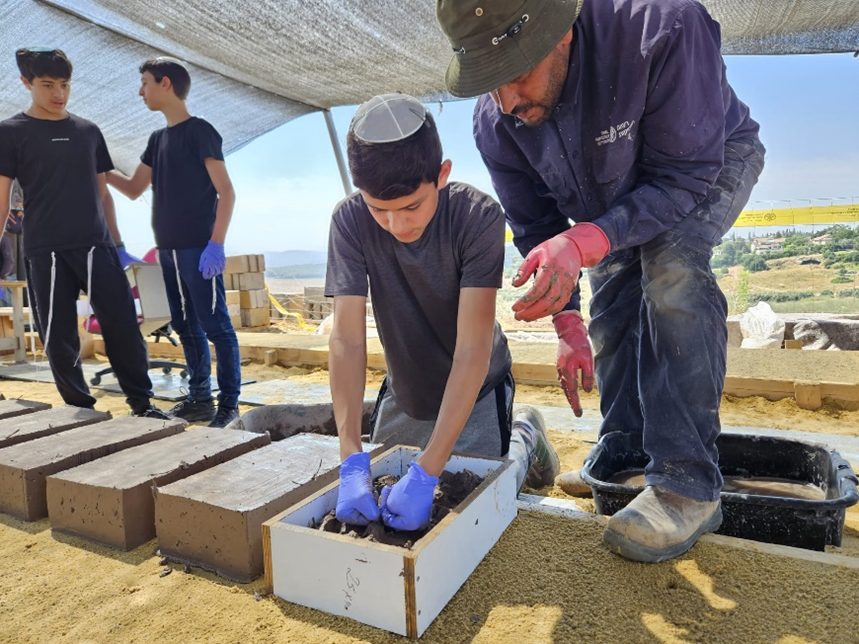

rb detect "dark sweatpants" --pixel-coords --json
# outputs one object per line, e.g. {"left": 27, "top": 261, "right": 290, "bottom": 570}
{"left": 587, "top": 138, "right": 766, "bottom": 503}
{"left": 25, "top": 245, "right": 154, "bottom": 412}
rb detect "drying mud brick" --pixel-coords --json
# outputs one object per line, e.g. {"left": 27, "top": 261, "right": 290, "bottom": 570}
{"left": 0, "top": 406, "right": 109, "bottom": 450}
{"left": 224, "top": 255, "right": 250, "bottom": 274}
{"left": 47, "top": 429, "right": 271, "bottom": 550}
{"left": 240, "top": 306, "right": 270, "bottom": 328}
{"left": 154, "top": 434, "right": 378, "bottom": 582}
{"left": 0, "top": 398, "right": 51, "bottom": 421}
{"left": 0, "top": 416, "right": 184, "bottom": 521}
{"left": 238, "top": 272, "right": 266, "bottom": 291}
{"left": 240, "top": 289, "right": 267, "bottom": 309}
{"left": 225, "top": 289, "right": 241, "bottom": 305}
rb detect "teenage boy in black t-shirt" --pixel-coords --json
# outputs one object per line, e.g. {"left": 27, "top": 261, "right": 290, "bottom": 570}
{"left": 107, "top": 57, "right": 241, "bottom": 428}
{"left": 0, "top": 48, "right": 168, "bottom": 418}
{"left": 327, "top": 94, "right": 560, "bottom": 531}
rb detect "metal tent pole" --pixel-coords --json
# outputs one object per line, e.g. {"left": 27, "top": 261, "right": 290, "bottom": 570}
{"left": 324, "top": 109, "right": 351, "bottom": 197}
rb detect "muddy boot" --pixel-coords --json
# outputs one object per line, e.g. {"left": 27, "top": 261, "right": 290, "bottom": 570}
{"left": 555, "top": 470, "right": 592, "bottom": 496}
{"left": 602, "top": 485, "right": 722, "bottom": 563}
{"left": 514, "top": 406, "right": 561, "bottom": 488}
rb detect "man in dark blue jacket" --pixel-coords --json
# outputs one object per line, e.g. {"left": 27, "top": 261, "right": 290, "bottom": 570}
{"left": 437, "top": 0, "right": 765, "bottom": 562}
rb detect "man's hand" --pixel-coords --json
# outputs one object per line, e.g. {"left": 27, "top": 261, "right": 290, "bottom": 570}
{"left": 380, "top": 461, "right": 438, "bottom": 531}
{"left": 199, "top": 241, "right": 226, "bottom": 279}
{"left": 511, "top": 223, "right": 610, "bottom": 322}
{"left": 335, "top": 452, "right": 380, "bottom": 526}
{"left": 116, "top": 246, "right": 142, "bottom": 269}
{"left": 553, "top": 310, "right": 595, "bottom": 417}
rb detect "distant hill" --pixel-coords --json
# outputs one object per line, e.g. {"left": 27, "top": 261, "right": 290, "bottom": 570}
{"left": 264, "top": 250, "right": 326, "bottom": 268}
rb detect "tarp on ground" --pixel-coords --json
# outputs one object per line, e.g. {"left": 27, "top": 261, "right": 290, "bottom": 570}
{"left": 1, "top": 0, "right": 858, "bottom": 172}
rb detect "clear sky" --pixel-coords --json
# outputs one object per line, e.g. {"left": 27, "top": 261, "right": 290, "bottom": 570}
{"left": 113, "top": 53, "right": 859, "bottom": 257}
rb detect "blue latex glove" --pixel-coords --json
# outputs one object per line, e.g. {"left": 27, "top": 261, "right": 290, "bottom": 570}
{"left": 116, "top": 247, "right": 142, "bottom": 269}
{"left": 199, "top": 241, "right": 226, "bottom": 280}
{"left": 380, "top": 461, "right": 439, "bottom": 531}
{"left": 335, "top": 452, "right": 380, "bottom": 526}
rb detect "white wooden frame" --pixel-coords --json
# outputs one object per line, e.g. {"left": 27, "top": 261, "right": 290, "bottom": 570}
{"left": 263, "top": 445, "right": 518, "bottom": 638}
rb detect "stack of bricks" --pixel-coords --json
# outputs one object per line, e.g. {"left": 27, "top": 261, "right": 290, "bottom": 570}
{"left": 223, "top": 254, "right": 271, "bottom": 329}
{"left": 303, "top": 286, "right": 333, "bottom": 321}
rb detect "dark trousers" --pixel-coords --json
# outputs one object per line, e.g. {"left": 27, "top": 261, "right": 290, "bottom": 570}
{"left": 587, "top": 138, "right": 766, "bottom": 502}
{"left": 158, "top": 247, "right": 241, "bottom": 408}
{"left": 25, "top": 245, "right": 154, "bottom": 412}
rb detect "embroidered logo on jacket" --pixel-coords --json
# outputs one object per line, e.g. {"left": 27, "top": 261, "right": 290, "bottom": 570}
{"left": 595, "top": 120, "right": 636, "bottom": 147}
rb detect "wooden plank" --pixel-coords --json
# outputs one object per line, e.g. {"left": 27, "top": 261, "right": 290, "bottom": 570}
{"left": 47, "top": 429, "right": 270, "bottom": 550}
{"left": 820, "top": 382, "right": 859, "bottom": 403}
{"left": 518, "top": 496, "right": 859, "bottom": 569}
{"left": 784, "top": 339, "right": 803, "bottom": 350}
{"left": 0, "top": 407, "right": 110, "bottom": 449}
{"left": 0, "top": 417, "right": 184, "bottom": 520}
{"left": 723, "top": 376, "right": 796, "bottom": 400}
{"left": 0, "top": 398, "right": 51, "bottom": 421}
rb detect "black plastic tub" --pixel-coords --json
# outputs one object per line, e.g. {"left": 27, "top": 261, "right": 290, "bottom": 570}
{"left": 580, "top": 431, "right": 859, "bottom": 551}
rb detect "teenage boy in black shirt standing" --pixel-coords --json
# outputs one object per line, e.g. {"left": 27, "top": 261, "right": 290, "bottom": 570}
{"left": 0, "top": 47, "right": 168, "bottom": 419}
{"left": 107, "top": 57, "right": 241, "bottom": 428}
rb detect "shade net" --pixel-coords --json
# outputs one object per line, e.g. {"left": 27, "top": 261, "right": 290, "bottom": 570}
{"left": 1, "top": 0, "right": 858, "bottom": 172}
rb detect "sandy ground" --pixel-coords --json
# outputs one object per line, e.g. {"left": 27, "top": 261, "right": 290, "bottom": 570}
{"left": 1, "top": 358, "right": 859, "bottom": 643}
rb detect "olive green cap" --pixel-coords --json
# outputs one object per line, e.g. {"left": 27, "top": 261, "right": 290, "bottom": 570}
{"left": 436, "top": 0, "right": 584, "bottom": 98}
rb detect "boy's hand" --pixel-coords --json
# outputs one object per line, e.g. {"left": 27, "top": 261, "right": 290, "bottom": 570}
{"left": 199, "top": 241, "right": 226, "bottom": 280}
{"left": 380, "top": 461, "right": 438, "bottom": 531}
{"left": 116, "top": 246, "right": 142, "bottom": 269}
{"left": 335, "top": 452, "right": 380, "bottom": 526}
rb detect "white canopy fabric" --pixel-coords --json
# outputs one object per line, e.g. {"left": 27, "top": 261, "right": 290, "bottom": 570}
{"left": 2, "top": 0, "right": 858, "bottom": 172}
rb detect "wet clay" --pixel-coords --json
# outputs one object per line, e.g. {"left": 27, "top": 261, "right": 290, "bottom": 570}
{"left": 317, "top": 469, "right": 484, "bottom": 548}
{"left": 608, "top": 469, "right": 826, "bottom": 501}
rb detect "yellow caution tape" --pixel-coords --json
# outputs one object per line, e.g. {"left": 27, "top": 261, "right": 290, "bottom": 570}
{"left": 502, "top": 204, "right": 859, "bottom": 240}
{"left": 734, "top": 204, "right": 859, "bottom": 227}
{"left": 267, "top": 290, "right": 311, "bottom": 331}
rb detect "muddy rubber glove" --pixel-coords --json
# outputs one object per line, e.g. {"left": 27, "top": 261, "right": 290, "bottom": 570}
{"left": 512, "top": 223, "right": 610, "bottom": 322}
{"left": 115, "top": 246, "right": 142, "bottom": 269}
{"left": 335, "top": 452, "right": 380, "bottom": 526}
{"left": 554, "top": 310, "right": 595, "bottom": 418}
{"left": 380, "top": 461, "right": 438, "bottom": 531}
{"left": 199, "top": 241, "right": 226, "bottom": 280}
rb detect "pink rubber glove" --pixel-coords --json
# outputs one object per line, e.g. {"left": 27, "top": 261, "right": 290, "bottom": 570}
{"left": 512, "top": 223, "right": 610, "bottom": 322}
{"left": 553, "top": 310, "right": 595, "bottom": 418}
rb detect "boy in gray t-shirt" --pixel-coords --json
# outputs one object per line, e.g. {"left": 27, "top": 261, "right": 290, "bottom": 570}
{"left": 325, "top": 94, "right": 560, "bottom": 531}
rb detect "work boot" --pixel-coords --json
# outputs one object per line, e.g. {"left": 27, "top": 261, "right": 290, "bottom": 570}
{"left": 555, "top": 470, "right": 592, "bottom": 497}
{"left": 602, "top": 485, "right": 722, "bottom": 563}
{"left": 169, "top": 396, "right": 217, "bottom": 423}
{"left": 209, "top": 406, "right": 240, "bottom": 428}
{"left": 133, "top": 405, "right": 172, "bottom": 421}
{"left": 514, "top": 406, "right": 561, "bottom": 488}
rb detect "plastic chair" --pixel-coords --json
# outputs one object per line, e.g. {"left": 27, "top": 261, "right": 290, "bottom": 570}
{"left": 84, "top": 248, "right": 188, "bottom": 385}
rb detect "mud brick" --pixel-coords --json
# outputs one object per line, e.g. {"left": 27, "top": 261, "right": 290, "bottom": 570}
{"left": 0, "top": 416, "right": 184, "bottom": 520}
{"left": 230, "top": 315, "right": 242, "bottom": 329}
{"left": 238, "top": 272, "right": 266, "bottom": 291}
{"left": 47, "top": 428, "right": 270, "bottom": 550}
{"left": 0, "top": 398, "right": 52, "bottom": 422}
{"left": 241, "top": 307, "right": 270, "bottom": 328}
{"left": 225, "top": 255, "right": 250, "bottom": 274}
{"left": 154, "top": 434, "right": 380, "bottom": 582}
{"left": 225, "top": 290, "right": 241, "bottom": 306}
{"left": 0, "top": 407, "right": 109, "bottom": 450}
{"left": 227, "top": 303, "right": 241, "bottom": 317}
{"left": 256, "top": 255, "right": 266, "bottom": 272}
{"left": 240, "top": 289, "right": 267, "bottom": 309}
